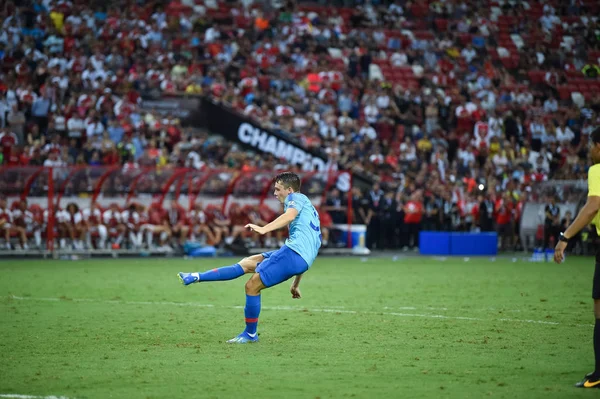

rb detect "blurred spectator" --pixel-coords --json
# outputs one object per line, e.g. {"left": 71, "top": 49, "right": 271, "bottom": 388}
{"left": 543, "top": 196, "right": 561, "bottom": 249}
{"left": 0, "top": 0, "right": 598, "bottom": 253}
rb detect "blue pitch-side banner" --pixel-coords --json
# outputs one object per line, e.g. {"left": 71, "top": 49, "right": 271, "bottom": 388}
{"left": 420, "top": 232, "right": 498, "bottom": 256}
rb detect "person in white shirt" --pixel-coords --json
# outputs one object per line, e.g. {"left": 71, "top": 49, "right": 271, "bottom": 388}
{"left": 556, "top": 121, "right": 575, "bottom": 143}
{"left": 492, "top": 150, "right": 509, "bottom": 171}
{"left": 205, "top": 23, "right": 220, "bottom": 43}
{"left": 543, "top": 97, "right": 558, "bottom": 113}
{"left": 363, "top": 101, "right": 379, "bottom": 124}
{"left": 529, "top": 116, "right": 546, "bottom": 150}
{"left": 319, "top": 120, "right": 338, "bottom": 140}
{"left": 9, "top": 200, "right": 38, "bottom": 250}
{"left": 457, "top": 145, "right": 476, "bottom": 167}
{"left": 515, "top": 89, "right": 534, "bottom": 106}
{"left": 89, "top": 49, "right": 105, "bottom": 71}
{"left": 85, "top": 116, "right": 104, "bottom": 138}
{"left": 82, "top": 203, "right": 107, "bottom": 249}
{"left": 487, "top": 111, "right": 503, "bottom": 137}
{"left": 400, "top": 137, "right": 417, "bottom": 161}
{"left": 67, "top": 114, "right": 85, "bottom": 138}
{"left": 43, "top": 150, "right": 66, "bottom": 167}
{"left": 390, "top": 52, "right": 408, "bottom": 67}
{"left": 389, "top": 2, "right": 403, "bottom": 15}
{"left": 337, "top": 111, "right": 353, "bottom": 129}
{"left": 461, "top": 44, "right": 477, "bottom": 64}
{"left": 376, "top": 92, "right": 390, "bottom": 109}
{"left": 455, "top": 101, "right": 477, "bottom": 117}
{"left": 121, "top": 203, "right": 143, "bottom": 249}
{"left": 358, "top": 121, "right": 377, "bottom": 140}
{"left": 540, "top": 10, "right": 560, "bottom": 32}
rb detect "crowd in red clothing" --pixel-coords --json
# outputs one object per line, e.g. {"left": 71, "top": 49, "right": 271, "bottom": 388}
{"left": 0, "top": 195, "right": 338, "bottom": 250}
{"left": 1, "top": 0, "right": 600, "bottom": 251}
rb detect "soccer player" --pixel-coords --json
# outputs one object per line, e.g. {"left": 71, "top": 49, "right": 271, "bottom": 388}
{"left": 554, "top": 127, "right": 600, "bottom": 388}
{"left": 177, "top": 172, "right": 322, "bottom": 343}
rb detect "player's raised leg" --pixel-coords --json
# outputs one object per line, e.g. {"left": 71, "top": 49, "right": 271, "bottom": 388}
{"left": 177, "top": 253, "right": 266, "bottom": 285}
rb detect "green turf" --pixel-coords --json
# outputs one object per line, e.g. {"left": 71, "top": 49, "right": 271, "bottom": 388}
{"left": 0, "top": 255, "right": 599, "bottom": 399}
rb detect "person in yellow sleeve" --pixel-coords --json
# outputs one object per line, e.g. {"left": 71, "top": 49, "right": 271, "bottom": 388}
{"left": 555, "top": 127, "right": 600, "bottom": 388}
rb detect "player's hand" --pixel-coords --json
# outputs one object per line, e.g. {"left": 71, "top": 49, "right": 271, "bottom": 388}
{"left": 290, "top": 284, "right": 301, "bottom": 299}
{"left": 245, "top": 223, "right": 266, "bottom": 235}
{"left": 554, "top": 241, "right": 567, "bottom": 263}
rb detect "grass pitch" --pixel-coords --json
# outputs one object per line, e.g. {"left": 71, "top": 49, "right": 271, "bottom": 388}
{"left": 0, "top": 255, "right": 598, "bottom": 399}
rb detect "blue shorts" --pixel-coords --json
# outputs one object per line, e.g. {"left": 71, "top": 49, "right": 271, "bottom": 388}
{"left": 256, "top": 245, "right": 309, "bottom": 288}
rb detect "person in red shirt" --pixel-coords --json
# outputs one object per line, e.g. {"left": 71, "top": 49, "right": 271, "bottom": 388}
{"left": 0, "top": 197, "right": 16, "bottom": 249}
{"left": 168, "top": 202, "right": 190, "bottom": 248}
{"left": 513, "top": 191, "right": 528, "bottom": 251}
{"left": 495, "top": 192, "right": 514, "bottom": 251}
{"left": 0, "top": 128, "right": 17, "bottom": 165}
{"left": 227, "top": 203, "right": 252, "bottom": 246}
{"left": 141, "top": 204, "right": 172, "bottom": 250}
{"left": 404, "top": 191, "right": 424, "bottom": 250}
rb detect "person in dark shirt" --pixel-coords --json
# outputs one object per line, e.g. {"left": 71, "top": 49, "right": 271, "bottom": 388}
{"left": 422, "top": 192, "right": 440, "bottom": 231}
{"left": 544, "top": 196, "right": 561, "bottom": 249}
{"left": 351, "top": 187, "right": 370, "bottom": 225}
{"left": 324, "top": 188, "right": 347, "bottom": 224}
{"left": 366, "top": 183, "right": 384, "bottom": 249}
{"left": 478, "top": 194, "right": 495, "bottom": 232}
{"left": 323, "top": 188, "right": 347, "bottom": 247}
{"left": 379, "top": 191, "right": 397, "bottom": 249}
{"left": 560, "top": 210, "right": 581, "bottom": 254}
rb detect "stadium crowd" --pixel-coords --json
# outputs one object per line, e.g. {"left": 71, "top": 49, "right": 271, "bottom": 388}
{"left": 0, "top": 0, "right": 599, "bottom": 251}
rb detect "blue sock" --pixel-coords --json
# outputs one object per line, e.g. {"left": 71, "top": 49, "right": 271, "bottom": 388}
{"left": 198, "top": 264, "right": 244, "bottom": 282}
{"left": 244, "top": 294, "right": 261, "bottom": 335}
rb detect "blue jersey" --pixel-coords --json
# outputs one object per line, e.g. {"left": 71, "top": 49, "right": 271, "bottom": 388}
{"left": 284, "top": 193, "right": 321, "bottom": 267}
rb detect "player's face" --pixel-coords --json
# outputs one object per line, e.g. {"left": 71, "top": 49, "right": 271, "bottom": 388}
{"left": 274, "top": 181, "right": 292, "bottom": 204}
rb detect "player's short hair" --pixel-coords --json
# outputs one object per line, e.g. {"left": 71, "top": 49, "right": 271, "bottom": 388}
{"left": 275, "top": 172, "right": 301, "bottom": 192}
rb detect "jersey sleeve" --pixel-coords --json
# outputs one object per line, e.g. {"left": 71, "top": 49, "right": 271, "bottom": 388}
{"left": 285, "top": 194, "right": 305, "bottom": 213}
{"left": 589, "top": 165, "right": 600, "bottom": 197}
{"left": 73, "top": 213, "right": 82, "bottom": 224}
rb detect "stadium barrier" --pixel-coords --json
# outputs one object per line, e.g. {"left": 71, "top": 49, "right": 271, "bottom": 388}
{"left": 0, "top": 166, "right": 357, "bottom": 257}
{"left": 419, "top": 232, "right": 498, "bottom": 256}
{"left": 519, "top": 180, "right": 586, "bottom": 252}
{"left": 332, "top": 224, "right": 370, "bottom": 255}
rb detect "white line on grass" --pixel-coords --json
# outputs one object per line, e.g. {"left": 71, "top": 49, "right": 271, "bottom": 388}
{"left": 8, "top": 295, "right": 592, "bottom": 327}
{"left": 0, "top": 394, "right": 73, "bottom": 399}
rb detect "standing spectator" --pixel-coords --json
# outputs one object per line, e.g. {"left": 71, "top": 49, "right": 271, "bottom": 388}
{"left": 403, "top": 191, "right": 423, "bottom": 250}
{"left": 556, "top": 120, "right": 575, "bottom": 144}
{"left": 31, "top": 91, "right": 51, "bottom": 133}
{"left": 379, "top": 191, "right": 397, "bottom": 249}
{"left": 323, "top": 188, "right": 347, "bottom": 246}
{"left": 544, "top": 196, "right": 561, "bottom": 249}
{"left": 495, "top": 192, "right": 513, "bottom": 251}
{"left": 477, "top": 193, "right": 495, "bottom": 232}
{"left": 366, "top": 183, "right": 383, "bottom": 249}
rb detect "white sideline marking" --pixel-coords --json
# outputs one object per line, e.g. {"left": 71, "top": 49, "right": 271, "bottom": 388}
{"left": 0, "top": 394, "right": 73, "bottom": 399}
{"left": 8, "top": 295, "right": 592, "bottom": 327}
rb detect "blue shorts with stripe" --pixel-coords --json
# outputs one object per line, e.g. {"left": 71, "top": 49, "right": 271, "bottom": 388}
{"left": 256, "top": 245, "right": 309, "bottom": 287}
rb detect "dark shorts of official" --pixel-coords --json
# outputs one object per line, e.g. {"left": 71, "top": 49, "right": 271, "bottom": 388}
{"left": 591, "top": 228, "right": 600, "bottom": 299}
{"left": 256, "top": 245, "right": 309, "bottom": 288}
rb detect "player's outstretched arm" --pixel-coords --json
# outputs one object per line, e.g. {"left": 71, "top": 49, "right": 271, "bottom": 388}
{"left": 246, "top": 208, "right": 298, "bottom": 235}
{"left": 290, "top": 273, "right": 303, "bottom": 299}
